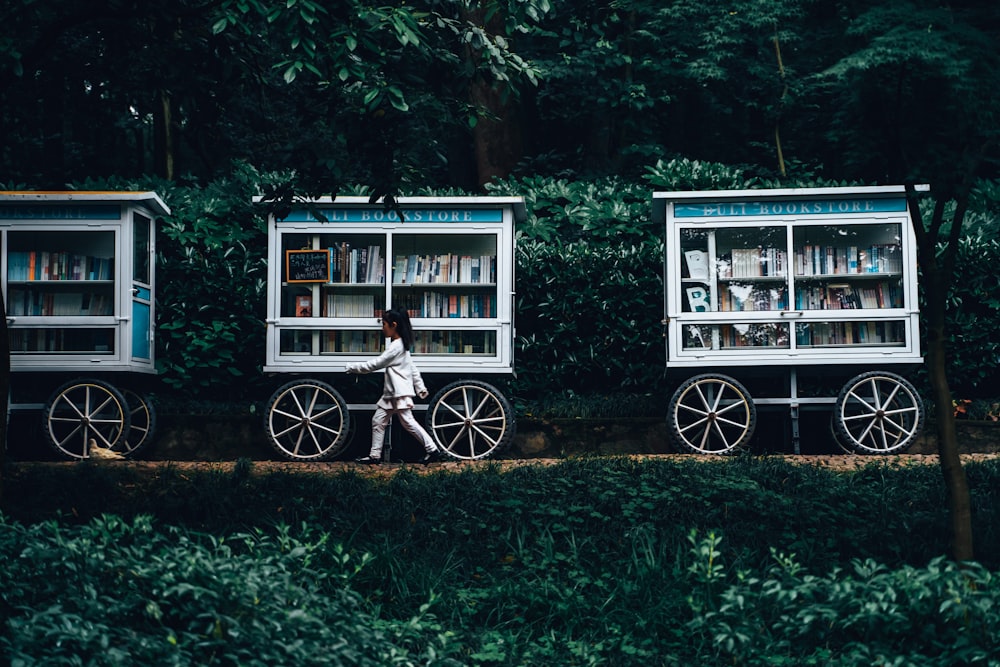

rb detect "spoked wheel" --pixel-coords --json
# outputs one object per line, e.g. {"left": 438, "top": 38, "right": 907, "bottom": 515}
{"left": 833, "top": 371, "right": 924, "bottom": 454}
{"left": 829, "top": 412, "right": 855, "bottom": 455}
{"left": 117, "top": 389, "right": 157, "bottom": 458}
{"left": 266, "top": 380, "right": 351, "bottom": 461}
{"left": 43, "top": 379, "right": 131, "bottom": 460}
{"left": 668, "top": 374, "right": 756, "bottom": 455}
{"left": 425, "top": 380, "right": 514, "bottom": 460}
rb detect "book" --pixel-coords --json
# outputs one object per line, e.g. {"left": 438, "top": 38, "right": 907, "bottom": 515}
{"left": 683, "top": 250, "right": 709, "bottom": 280}
{"left": 295, "top": 294, "right": 312, "bottom": 317}
{"left": 685, "top": 286, "right": 711, "bottom": 312}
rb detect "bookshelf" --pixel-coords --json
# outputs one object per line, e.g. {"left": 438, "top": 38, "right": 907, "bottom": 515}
{"left": 262, "top": 197, "right": 523, "bottom": 375}
{"left": 658, "top": 187, "right": 922, "bottom": 367}
{"left": 259, "top": 196, "right": 525, "bottom": 463}
{"left": 0, "top": 191, "right": 169, "bottom": 461}
{"left": 0, "top": 194, "right": 166, "bottom": 370}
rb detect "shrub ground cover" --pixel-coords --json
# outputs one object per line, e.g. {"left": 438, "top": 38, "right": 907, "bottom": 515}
{"left": 3, "top": 457, "right": 1000, "bottom": 665}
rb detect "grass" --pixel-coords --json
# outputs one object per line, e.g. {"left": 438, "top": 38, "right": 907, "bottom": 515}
{"left": 3, "top": 456, "right": 1000, "bottom": 664}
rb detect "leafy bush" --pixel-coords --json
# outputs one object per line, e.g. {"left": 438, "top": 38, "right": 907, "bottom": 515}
{"left": 4, "top": 458, "right": 1000, "bottom": 665}
{"left": 489, "top": 175, "right": 658, "bottom": 244}
{"left": 688, "top": 543, "right": 1000, "bottom": 666}
{"left": 0, "top": 514, "right": 461, "bottom": 666}
{"left": 152, "top": 167, "right": 271, "bottom": 399}
{"left": 513, "top": 239, "right": 664, "bottom": 399}
{"left": 939, "top": 232, "right": 1000, "bottom": 396}
{"left": 642, "top": 157, "right": 766, "bottom": 191}
{"left": 66, "top": 164, "right": 1000, "bottom": 409}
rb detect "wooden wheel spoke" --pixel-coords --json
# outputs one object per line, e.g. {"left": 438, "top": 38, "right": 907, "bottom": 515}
{"left": 55, "top": 393, "right": 87, "bottom": 420}
{"left": 679, "top": 417, "right": 710, "bottom": 434}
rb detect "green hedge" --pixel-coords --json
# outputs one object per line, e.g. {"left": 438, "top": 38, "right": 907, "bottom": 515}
{"left": 4, "top": 457, "right": 1000, "bottom": 665}
{"left": 73, "top": 165, "right": 1000, "bottom": 407}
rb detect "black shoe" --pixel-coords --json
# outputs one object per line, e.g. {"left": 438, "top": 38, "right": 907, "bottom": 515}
{"left": 419, "top": 450, "right": 440, "bottom": 465}
{"left": 355, "top": 456, "right": 381, "bottom": 465}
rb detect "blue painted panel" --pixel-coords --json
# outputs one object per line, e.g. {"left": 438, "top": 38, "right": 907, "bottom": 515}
{"left": 0, "top": 204, "right": 121, "bottom": 220}
{"left": 280, "top": 209, "right": 504, "bottom": 223}
{"left": 132, "top": 300, "right": 151, "bottom": 360}
{"left": 674, "top": 198, "right": 908, "bottom": 218}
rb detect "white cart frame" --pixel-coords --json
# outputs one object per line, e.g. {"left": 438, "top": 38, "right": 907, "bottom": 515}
{"left": 1, "top": 191, "right": 169, "bottom": 459}
{"left": 655, "top": 185, "right": 926, "bottom": 455}
{"left": 257, "top": 195, "right": 526, "bottom": 462}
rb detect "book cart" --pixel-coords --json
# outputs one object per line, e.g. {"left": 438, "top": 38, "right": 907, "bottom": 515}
{"left": 259, "top": 196, "right": 525, "bottom": 461}
{"left": 1, "top": 191, "right": 169, "bottom": 459}
{"left": 654, "top": 185, "right": 925, "bottom": 455}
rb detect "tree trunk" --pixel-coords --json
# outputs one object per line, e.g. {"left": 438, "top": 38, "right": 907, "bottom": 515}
{"left": 155, "top": 89, "right": 175, "bottom": 181}
{"left": 463, "top": 6, "right": 523, "bottom": 188}
{"left": 916, "top": 226, "right": 974, "bottom": 562}
{"left": 470, "top": 80, "right": 522, "bottom": 187}
{"left": 0, "top": 293, "right": 9, "bottom": 505}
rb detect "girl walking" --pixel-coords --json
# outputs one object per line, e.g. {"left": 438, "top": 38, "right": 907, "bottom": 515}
{"left": 347, "top": 308, "right": 442, "bottom": 464}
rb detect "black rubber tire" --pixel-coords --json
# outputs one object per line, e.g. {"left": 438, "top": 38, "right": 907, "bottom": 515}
{"left": 425, "top": 380, "right": 515, "bottom": 460}
{"left": 667, "top": 373, "right": 756, "bottom": 455}
{"left": 833, "top": 371, "right": 923, "bottom": 455}
{"left": 265, "top": 380, "right": 351, "bottom": 461}
{"left": 117, "top": 389, "right": 157, "bottom": 458}
{"left": 829, "top": 411, "right": 855, "bottom": 455}
{"left": 43, "top": 379, "right": 131, "bottom": 460}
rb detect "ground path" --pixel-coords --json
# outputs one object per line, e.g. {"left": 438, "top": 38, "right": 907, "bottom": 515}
{"left": 12, "top": 452, "right": 1000, "bottom": 479}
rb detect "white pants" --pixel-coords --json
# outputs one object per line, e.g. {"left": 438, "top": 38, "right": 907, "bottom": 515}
{"left": 368, "top": 407, "right": 438, "bottom": 457}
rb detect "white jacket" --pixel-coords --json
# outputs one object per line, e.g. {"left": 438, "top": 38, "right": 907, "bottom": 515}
{"left": 346, "top": 338, "right": 428, "bottom": 399}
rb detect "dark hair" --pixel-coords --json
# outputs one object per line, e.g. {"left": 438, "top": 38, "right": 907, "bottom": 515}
{"left": 383, "top": 308, "right": 414, "bottom": 351}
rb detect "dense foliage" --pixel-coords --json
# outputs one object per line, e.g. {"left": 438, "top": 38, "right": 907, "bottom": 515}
{"left": 3, "top": 1, "right": 998, "bottom": 190}
{"left": 3, "top": 1, "right": 1000, "bottom": 408}
{"left": 4, "top": 457, "right": 1000, "bottom": 664}
{"left": 68, "top": 166, "right": 996, "bottom": 409}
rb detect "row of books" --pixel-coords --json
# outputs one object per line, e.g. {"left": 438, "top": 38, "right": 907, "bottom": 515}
{"left": 329, "top": 243, "right": 385, "bottom": 284}
{"left": 394, "top": 292, "right": 496, "bottom": 319}
{"left": 411, "top": 330, "right": 496, "bottom": 355}
{"left": 794, "top": 244, "right": 902, "bottom": 276}
{"left": 393, "top": 254, "right": 496, "bottom": 284}
{"left": 685, "top": 281, "right": 902, "bottom": 312}
{"left": 327, "top": 294, "right": 381, "bottom": 318}
{"left": 682, "top": 323, "right": 790, "bottom": 350}
{"left": 717, "top": 247, "right": 788, "bottom": 278}
{"left": 794, "top": 282, "right": 902, "bottom": 310}
{"left": 9, "top": 328, "right": 114, "bottom": 353}
{"left": 717, "top": 286, "right": 787, "bottom": 312}
{"left": 684, "top": 321, "right": 906, "bottom": 349}
{"left": 8, "top": 251, "right": 114, "bottom": 281}
{"left": 291, "top": 291, "right": 497, "bottom": 318}
{"left": 281, "top": 329, "right": 497, "bottom": 355}
{"left": 795, "top": 321, "right": 905, "bottom": 346}
{"left": 718, "top": 323, "right": 789, "bottom": 348}
{"left": 281, "top": 330, "right": 384, "bottom": 355}
{"left": 7, "top": 288, "right": 114, "bottom": 316}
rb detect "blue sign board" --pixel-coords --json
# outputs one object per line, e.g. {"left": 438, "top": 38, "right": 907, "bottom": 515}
{"left": 280, "top": 209, "right": 504, "bottom": 223}
{"left": 0, "top": 204, "right": 121, "bottom": 220}
{"left": 674, "top": 198, "right": 907, "bottom": 218}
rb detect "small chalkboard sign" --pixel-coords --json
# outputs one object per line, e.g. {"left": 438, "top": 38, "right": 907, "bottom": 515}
{"left": 286, "top": 249, "right": 330, "bottom": 283}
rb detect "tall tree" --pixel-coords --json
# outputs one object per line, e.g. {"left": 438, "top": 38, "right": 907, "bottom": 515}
{"left": 813, "top": 0, "right": 1000, "bottom": 561}
{"left": 517, "top": 0, "right": 816, "bottom": 178}
{"left": 211, "top": 0, "right": 547, "bottom": 193}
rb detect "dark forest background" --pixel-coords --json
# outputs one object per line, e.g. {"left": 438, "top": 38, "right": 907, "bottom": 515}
{"left": 4, "top": 0, "right": 997, "bottom": 193}
{"left": 2, "top": 0, "right": 1000, "bottom": 410}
